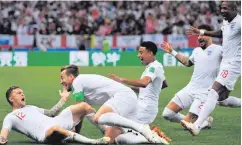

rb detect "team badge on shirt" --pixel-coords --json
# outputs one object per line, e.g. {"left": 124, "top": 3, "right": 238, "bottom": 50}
{"left": 207, "top": 50, "right": 212, "bottom": 56}
{"left": 149, "top": 67, "right": 155, "bottom": 73}
{"left": 231, "top": 22, "right": 235, "bottom": 30}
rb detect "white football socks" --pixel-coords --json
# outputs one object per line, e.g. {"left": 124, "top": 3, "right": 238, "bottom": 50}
{"left": 163, "top": 107, "right": 185, "bottom": 122}
{"left": 194, "top": 89, "right": 218, "bottom": 129}
{"left": 86, "top": 112, "right": 107, "bottom": 134}
{"left": 67, "top": 132, "right": 100, "bottom": 144}
{"left": 98, "top": 112, "right": 145, "bottom": 133}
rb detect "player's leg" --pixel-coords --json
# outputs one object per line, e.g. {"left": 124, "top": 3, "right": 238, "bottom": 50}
{"left": 185, "top": 96, "right": 213, "bottom": 129}
{"left": 217, "top": 96, "right": 241, "bottom": 107}
{"left": 92, "top": 103, "right": 122, "bottom": 143}
{"left": 115, "top": 131, "right": 149, "bottom": 144}
{"left": 69, "top": 102, "right": 95, "bottom": 123}
{"left": 45, "top": 125, "right": 110, "bottom": 144}
{"left": 86, "top": 111, "right": 107, "bottom": 134}
{"left": 73, "top": 119, "right": 83, "bottom": 133}
{"left": 184, "top": 112, "right": 213, "bottom": 130}
{"left": 92, "top": 92, "right": 138, "bottom": 143}
{"left": 163, "top": 88, "right": 192, "bottom": 122}
{"left": 94, "top": 92, "right": 166, "bottom": 144}
{"left": 50, "top": 103, "right": 110, "bottom": 144}
{"left": 193, "top": 82, "right": 230, "bottom": 129}
{"left": 181, "top": 64, "right": 240, "bottom": 135}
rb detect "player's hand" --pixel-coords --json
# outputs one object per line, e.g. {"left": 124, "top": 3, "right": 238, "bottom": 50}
{"left": 161, "top": 42, "right": 173, "bottom": 53}
{"left": 59, "top": 87, "right": 70, "bottom": 101}
{"left": 186, "top": 26, "right": 200, "bottom": 36}
{"left": 108, "top": 73, "right": 123, "bottom": 83}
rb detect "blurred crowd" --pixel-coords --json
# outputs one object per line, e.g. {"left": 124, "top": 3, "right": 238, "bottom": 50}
{"left": 0, "top": 1, "right": 241, "bottom": 36}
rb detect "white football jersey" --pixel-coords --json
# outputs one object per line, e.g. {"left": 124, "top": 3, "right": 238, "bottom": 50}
{"left": 188, "top": 44, "right": 222, "bottom": 92}
{"left": 72, "top": 74, "right": 133, "bottom": 104}
{"left": 2, "top": 105, "right": 52, "bottom": 142}
{"left": 138, "top": 60, "right": 165, "bottom": 112}
{"left": 221, "top": 14, "right": 241, "bottom": 62}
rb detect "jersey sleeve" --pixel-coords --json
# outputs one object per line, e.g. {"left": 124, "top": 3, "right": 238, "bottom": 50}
{"left": 144, "top": 65, "right": 159, "bottom": 82}
{"left": 72, "top": 80, "right": 85, "bottom": 102}
{"left": 189, "top": 49, "right": 196, "bottom": 63}
{"left": 2, "top": 115, "right": 13, "bottom": 132}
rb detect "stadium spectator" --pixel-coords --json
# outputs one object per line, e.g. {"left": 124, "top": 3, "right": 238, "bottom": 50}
{"left": 0, "top": 1, "right": 240, "bottom": 35}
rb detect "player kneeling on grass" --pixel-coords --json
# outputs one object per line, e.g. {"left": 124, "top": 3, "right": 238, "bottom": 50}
{"left": 161, "top": 24, "right": 240, "bottom": 129}
{"left": 0, "top": 86, "right": 110, "bottom": 144}
{"left": 109, "top": 41, "right": 171, "bottom": 144}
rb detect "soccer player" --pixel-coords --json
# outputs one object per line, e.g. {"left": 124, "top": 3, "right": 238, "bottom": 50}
{"left": 108, "top": 41, "right": 171, "bottom": 144}
{"left": 60, "top": 65, "right": 166, "bottom": 144}
{"left": 0, "top": 86, "right": 110, "bottom": 144}
{"left": 161, "top": 24, "right": 240, "bottom": 129}
{"left": 181, "top": 1, "right": 241, "bottom": 136}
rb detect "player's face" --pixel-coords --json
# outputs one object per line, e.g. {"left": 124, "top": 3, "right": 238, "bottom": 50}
{"left": 9, "top": 88, "right": 26, "bottom": 108}
{"left": 221, "top": 1, "right": 235, "bottom": 21}
{"left": 60, "top": 70, "right": 73, "bottom": 92}
{"left": 138, "top": 47, "right": 153, "bottom": 65}
{"left": 198, "top": 33, "right": 210, "bottom": 49}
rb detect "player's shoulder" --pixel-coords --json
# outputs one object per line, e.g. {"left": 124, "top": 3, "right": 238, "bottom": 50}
{"left": 192, "top": 47, "right": 202, "bottom": 53}
{"left": 150, "top": 60, "right": 163, "bottom": 68}
{"left": 208, "top": 44, "right": 223, "bottom": 55}
{"left": 147, "top": 60, "right": 164, "bottom": 73}
{"left": 4, "top": 111, "right": 16, "bottom": 120}
{"left": 235, "top": 14, "right": 241, "bottom": 22}
{"left": 72, "top": 74, "right": 82, "bottom": 86}
{"left": 210, "top": 44, "right": 222, "bottom": 49}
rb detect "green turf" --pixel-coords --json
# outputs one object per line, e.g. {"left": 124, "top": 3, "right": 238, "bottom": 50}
{"left": 0, "top": 66, "right": 240, "bottom": 145}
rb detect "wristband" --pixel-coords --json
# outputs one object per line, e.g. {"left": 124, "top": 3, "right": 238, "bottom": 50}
{"left": 171, "top": 50, "right": 178, "bottom": 56}
{"left": 199, "top": 30, "right": 205, "bottom": 35}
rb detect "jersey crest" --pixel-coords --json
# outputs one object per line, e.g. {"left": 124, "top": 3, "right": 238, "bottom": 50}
{"left": 207, "top": 50, "right": 212, "bottom": 56}
{"left": 149, "top": 67, "right": 155, "bottom": 73}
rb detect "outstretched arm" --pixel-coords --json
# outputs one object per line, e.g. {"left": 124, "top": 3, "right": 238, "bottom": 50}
{"left": 0, "top": 129, "right": 8, "bottom": 144}
{"left": 42, "top": 88, "right": 70, "bottom": 117}
{"left": 161, "top": 42, "right": 194, "bottom": 67}
{"left": 186, "top": 26, "right": 222, "bottom": 38}
{"left": 108, "top": 73, "right": 152, "bottom": 88}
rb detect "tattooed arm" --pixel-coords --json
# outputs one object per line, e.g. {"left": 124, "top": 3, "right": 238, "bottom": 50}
{"left": 161, "top": 42, "right": 194, "bottom": 67}
{"left": 43, "top": 98, "right": 66, "bottom": 117}
{"left": 174, "top": 53, "right": 194, "bottom": 67}
{"left": 42, "top": 89, "right": 70, "bottom": 117}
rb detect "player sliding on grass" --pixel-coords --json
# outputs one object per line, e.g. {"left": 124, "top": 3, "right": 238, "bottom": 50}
{"left": 60, "top": 65, "right": 167, "bottom": 144}
{"left": 161, "top": 24, "right": 240, "bottom": 130}
{"left": 181, "top": 1, "right": 241, "bottom": 136}
{"left": 109, "top": 41, "right": 171, "bottom": 144}
{"left": 0, "top": 86, "right": 110, "bottom": 144}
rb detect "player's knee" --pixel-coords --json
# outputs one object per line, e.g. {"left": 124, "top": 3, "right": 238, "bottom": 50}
{"left": 51, "top": 125, "right": 61, "bottom": 132}
{"left": 46, "top": 125, "right": 61, "bottom": 137}
{"left": 77, "top": 102, "right": 94, "bottom": 114}
{"left": 162, "top": 107, "right": 176, "bottom": 121}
